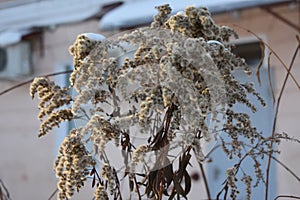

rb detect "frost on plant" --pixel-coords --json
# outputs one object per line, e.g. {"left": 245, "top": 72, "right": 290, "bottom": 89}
{"left": 30, "top": 4, "right": 285, "bottom": 200}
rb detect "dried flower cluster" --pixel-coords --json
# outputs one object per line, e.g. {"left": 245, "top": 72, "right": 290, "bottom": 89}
{"left": 226, "top": 167, "right": 239, "bottom": 199}
{"left": 241, "top": 175, "right": 252, "bottom": 200}
{"left": 94, "top": 185, "right": 108, "bottom": 200}
{"left": 30, "top": 4, "right": 292, "bottom": 200}
{"left": 100, "top": 163, "right": 116, "bottom": 195}
{"left": 30, "top": 77, "right": 73, "bottom": 137}
{"left": 54, "top": 129, "right": 95, "bottom": 199}
{"left": 82, "top": 115, "right": 120, "bottom": 156}
{"left": 130, "top": 144, "right": 150, "bottom": 173}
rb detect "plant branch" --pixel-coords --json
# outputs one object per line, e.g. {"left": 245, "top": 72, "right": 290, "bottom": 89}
{"left": 216, "top": 143, "right": 260, "bottom": 200}
{"left": 265, "top": 41, "right": 299, "bottom": 200}
{"left": 274, "top": 195, "right": 300, "bottom": 200}
{"left": 267, "top": 52, "right": 275, "bottom": 104}
{"left": 48, "top": 188, "right": 58, "bottom": 200}
{"left": 0, "top": 178, "right": 11, "bottom": 200}
{"left": 0, "top": 70, "right": 73, "bottom": 96}
{"left": 198, "top": 162, "right": 211, "bottom": 200}
{"left": 204, "top": 138, "right": 300, "bottom": 183}
{"left": 243, "top": 142, "right": 300, "bottom": 182}
{"left": 269, "top": 154, "right": 300, "bottom": 182}
{"left": 113, "top": 169, "right": 123, "bottom": 200}
{"left": 233, "top": 24, "right": 300, "bottom": 90}
{"left": 133, "top": 175, "right": 142, "bottom": 200}
{"left": 204, "top": 144, "right": 222, "bottom": 159}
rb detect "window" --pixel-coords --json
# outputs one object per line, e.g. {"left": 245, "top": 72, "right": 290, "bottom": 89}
{"left": 0, "top": 42, "right": 32, "bottom": 78}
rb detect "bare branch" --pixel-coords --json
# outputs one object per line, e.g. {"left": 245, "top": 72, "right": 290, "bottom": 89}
{"left": 265, "top": 40, "right": 300, "bottom": 200}
{"left": 267, "top": 52, "right": 275, "bottom": 104}
{"left": 233, "top": 24, "right": 300, "bottom": 90}
{"left": 274, "top": 195, "right": 300, "bottom": 200}
{"left": 48, "top": 188, "right": 58, "bottom": 200}
{"left": 0, "top": 70, "right": 73, "bottom": 96}
{"left": 0, "top": 178, "right": 11, "bottom": 200}
{"left": 198, "top": 161, "right": 211, "bottom": 200}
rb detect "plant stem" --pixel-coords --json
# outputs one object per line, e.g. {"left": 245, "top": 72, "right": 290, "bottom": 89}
{"left": 47, "top": 188, "right": 58, "bottom": 200}
{"left": 133, "top": 175, "right": 142, "bottom": 200}
{"left": 274, "top": 195, "right": 300, "bottom": 200}
{"left": 233, "top": 24, "right": 300, "bottom": 90}
{"left": 265, "top": 42, "right": 299, "bottom": 200}
{"left": 0, "top": 70, "right": 73, "bottom": 96}
{"left": 0, "top": 178, "right": 11, "bottom": 200}
{"left": 269, "top": 154, "right": 300, "bottom": 182}
{"left": 199, "top": 162, "right": 211, "bottom": 200}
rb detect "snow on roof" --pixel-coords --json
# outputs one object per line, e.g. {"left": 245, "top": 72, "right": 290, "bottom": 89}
{"left": 0, "top": 0, "right": 118, "bottom": 46}
{"left": 0, "top": 31, "right": 22, "bottom": 46}
{"left": 0, "top": 0, "right": 292, "bottom": 46}
{"left": 99, "top": 0, "right": 292, "bottom": 31}
{"left": 83, "top": 33, "right": 106, "bottom": 42}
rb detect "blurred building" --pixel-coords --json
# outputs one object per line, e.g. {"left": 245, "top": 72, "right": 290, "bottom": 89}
{"left": 0, "top": 0, "right": 299, "bottom": 199}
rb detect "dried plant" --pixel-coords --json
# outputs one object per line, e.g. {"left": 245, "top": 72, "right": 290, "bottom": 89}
{"left": 27, "top": 4, "right": 300, "bottom": 200}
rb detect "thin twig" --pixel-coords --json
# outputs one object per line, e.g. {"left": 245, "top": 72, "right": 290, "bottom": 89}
{"left": 261, "top": 7, "right": 300, "bottom": 32}
{"left": 216, "top": 183, "right": 228, "bottom": 200}
{"left": 113, "top": 169, "right": 123, "bottom": 200}
{"left": 265, "top": 42, "right": 300, "bottom": 200}
{"left": 233, "top": 24, "right": 300, "bottom": 90}
{"left": 248, "top": 136, "right": 300, "bottom": 183}
{"left": 216, "top": 143, "right": 260, "bottom": 200}
{"left": 0, "top": 178, "right": 11, "bottom": 200}
{"left": 48, "top": 188, "right": 59, "bottom": 200}
{"left": 204, "top": 144, "right": 222, "bottom": 159}
{"left": 274, "top": 195, "right": 300, "bottom": 200}
{"left": 267, "top": 52, "right": 275, "bottom": 104}
{"left": 242, "top": 142, "right": 300, "bottom": 182}
{"left": 198, "top": 162, "right": 211, "bottom": 200}
{"left": 214, "top": 139, "right": 300, "bottom": 186}
{"left": 0, "top": 70, "right": 73, "bottom": 96}
{"left": 256, "top": 40, "right": 265, "bottom": 86}
{"left": 133, "top": 175, "right": 142, "bottom": 200}
{"left": 269, "top": 154, "right": 300, "bottom": 182}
